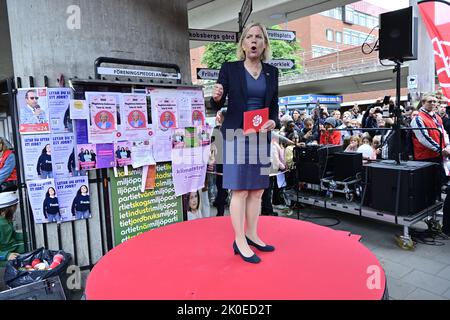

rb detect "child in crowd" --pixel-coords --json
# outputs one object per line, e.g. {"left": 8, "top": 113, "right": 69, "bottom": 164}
{"left": 345, "top": 135, "right": 361, "bottom": 152}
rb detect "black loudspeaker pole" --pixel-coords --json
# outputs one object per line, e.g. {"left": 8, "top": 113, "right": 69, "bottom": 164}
{"left": 393, "top": 59, "right": 403, "bottom": 165}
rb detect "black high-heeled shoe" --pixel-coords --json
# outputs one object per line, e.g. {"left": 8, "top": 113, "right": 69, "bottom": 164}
{"left": 246, "top": 236, "right": 275, "bottom": 252}
{"left": 233, "top": 241, "right": 261, "bottom": 264}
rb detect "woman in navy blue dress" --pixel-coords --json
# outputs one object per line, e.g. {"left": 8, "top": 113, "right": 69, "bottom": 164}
{"left": 211, "top": 23, "right": 280, "bottom": 264}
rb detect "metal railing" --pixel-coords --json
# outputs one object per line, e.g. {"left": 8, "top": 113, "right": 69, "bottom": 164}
{"left": 201, "top": 46, "right": 384, "bottom": 96}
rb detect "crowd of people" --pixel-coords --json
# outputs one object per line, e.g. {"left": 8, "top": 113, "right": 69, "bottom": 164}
{"left": 205, "top": 90, "right": 450, "bottom": 236}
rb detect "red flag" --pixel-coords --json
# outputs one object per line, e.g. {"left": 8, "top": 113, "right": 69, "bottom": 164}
{"left": 419, "top": 0, "right": 450, "bottom": 100}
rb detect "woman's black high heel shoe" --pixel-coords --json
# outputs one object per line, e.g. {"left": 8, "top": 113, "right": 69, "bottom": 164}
{"left": 233, "top": 241, "right": 261, "bottom": 264}
{"left": 246, "top": 236, "right": 275, "bottom": 252}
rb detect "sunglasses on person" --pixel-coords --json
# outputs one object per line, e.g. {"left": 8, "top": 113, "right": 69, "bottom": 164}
{"left": 28, "top": 97, "right": 39, "bottom": 100}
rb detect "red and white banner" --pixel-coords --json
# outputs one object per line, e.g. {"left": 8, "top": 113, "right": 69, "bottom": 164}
{"left": 419, "top": 0, "right": 450, "bottom": 100}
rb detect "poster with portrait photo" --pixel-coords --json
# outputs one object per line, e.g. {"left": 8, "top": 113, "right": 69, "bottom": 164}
{"left": 51, "top": 133, "right": 75, "bottom": 179}
{"left": 48, "top": 88, "right": 72, "bottom": 133}
{"left": 76, "top": 144, "right": 97, "bottom": 170}
{"left": 191, "top": 98, "right": 205, "bottom": 127}
{"left": 114, "top": 141, "right": 132, "bottom": 167}
{"left": 171, "top": 128, "right": 186, "bottom": 149}
{"left": 198, "top": 125, "right": 212, "bottom": 146}
{"left": 86, "top": 93, "right": 118, "bottom": 144}
{"left": 121, "top": 94, "right": 151, "bottom": 140}
{"left": 21, "top": 134, "right": 52, "bottom": 181}
{"left": 155, "top": 98, "right": 177, "bottom": 132}
{"left": 55, "top": 176, "right": 90, "bottom": 222}
{"left": 182, "top": 190, "right": 204, "bottom": 221}
{"left": 18, "top": 88, "right": 50, "bottom": 134}
{"left": 26, "top": 179, "right": 60, "bottom": 224}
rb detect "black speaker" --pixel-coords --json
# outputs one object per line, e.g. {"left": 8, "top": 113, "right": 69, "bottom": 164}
{"left": 333, "top": 152, "right": 362, "bottom": 181}
{"left": 363, "top": 161, "right": 439, "bottom": 216}
{"left": 295, "top": 145, "right": 343, "bottom": 184}
{"left": 379, "top": 6, "right": 417, "bottom": 61}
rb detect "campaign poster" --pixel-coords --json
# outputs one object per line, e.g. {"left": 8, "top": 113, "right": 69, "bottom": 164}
{"left": 17, "top": 88, "right": 50, "bottom": 134}
{"left": 114, "top": 141, "right": 132, "bottom": 167}
{"left": 110, "top": 163, "right": 183, "bottom": 246}
{"left": 122, "top": 94, "right": 151, "bottom": 140}
{"left": 55, "top": 176, "right": 90, "bottom": 222}
{"left": 21, "top": 134, "right": 52, "bottom": 181}
{"left": 198, "top": 125, "right": 212, "bottom": 146}
{"left": 191, "top": 97, "right": 205, "bottom": 127}
{"left": 87, "top": 93, "right": 118, "bottom": 144}
{"left": 171, "top": 146, "right": 208, "bottom": 197}
{"left": 70, "top": 99, "right": 89, "bottom": 120}
{"left": 26, "top": 179, "right": 60, "bottom": 224}
{"left": 182, "top": 190, "right": 205, "bottom": 221}
{"left": 75, "top": 120, "right": 89, "bottom": 144}
{"left": 184, "top": 127, "right": 199, "bottom": 148}
{"left": 95, "top": 143, "right": 116, "bottom": 169}
{"left": 171, "top": 128, "right": 186, "bottom": 149}
{"left": 51, "top": 133, "right": 75, "bottom": 179}
{"left": 48, "top": 88, "right": 72, "bottom": 133}
{"left": 155, "top": 97, "right": 177, "bottom": 132}
{"left": 131, "top": 140, "right": 156, "bottom": 169}
{"left": 77, "top": 144, "right": 96, "bottom": 170}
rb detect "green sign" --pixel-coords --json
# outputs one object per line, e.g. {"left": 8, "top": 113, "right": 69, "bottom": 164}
{"left": 110, "top": 162, "right": 183, "bottom": 246}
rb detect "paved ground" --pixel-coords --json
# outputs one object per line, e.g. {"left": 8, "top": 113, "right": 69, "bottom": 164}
{"left": 210, "top": 203, "right": 450, "bottom": 300}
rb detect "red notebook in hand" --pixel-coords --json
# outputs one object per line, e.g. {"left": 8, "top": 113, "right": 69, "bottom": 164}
{"left": 243, "top": 107, "right": 269, "bottom": 135}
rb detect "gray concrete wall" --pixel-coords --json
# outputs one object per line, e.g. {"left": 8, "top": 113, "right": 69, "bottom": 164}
{"left": 6, "top": 0, "right": 191, "bottom": 86}
{"left": 0, "top": 0, "right": 14, "bottom": 80}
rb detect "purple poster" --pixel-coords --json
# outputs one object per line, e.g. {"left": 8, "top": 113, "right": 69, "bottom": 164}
{"left": 96, "top": 143, "right": 115, "bottom": 169}
{"left": 75, "top": 120, "right": 89, "bottom": 144}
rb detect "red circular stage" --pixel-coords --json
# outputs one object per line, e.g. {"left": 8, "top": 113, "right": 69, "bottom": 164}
{"left": 86, "top": 216, "right": 386, "bottom": 300}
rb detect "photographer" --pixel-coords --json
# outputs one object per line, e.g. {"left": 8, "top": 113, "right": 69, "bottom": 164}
{"left": 361, "top": 98, "right": 383, "bottom": 137}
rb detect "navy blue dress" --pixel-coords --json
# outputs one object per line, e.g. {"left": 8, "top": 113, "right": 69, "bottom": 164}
{"left": 223, "top": 70, "right": 271, "bottom": 190}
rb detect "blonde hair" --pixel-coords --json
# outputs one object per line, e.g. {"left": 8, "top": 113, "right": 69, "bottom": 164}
{"left": 236, "top": 23, "right": 272, "bottom": 62}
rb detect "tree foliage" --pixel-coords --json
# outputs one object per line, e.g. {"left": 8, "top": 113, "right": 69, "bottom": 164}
{"left": 201, "top": 25, "right": 303, "bottom": 74}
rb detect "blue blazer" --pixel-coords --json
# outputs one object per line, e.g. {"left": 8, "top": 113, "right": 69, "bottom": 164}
{"left": 210, "top": 60, "right": 280, "bottom": 130}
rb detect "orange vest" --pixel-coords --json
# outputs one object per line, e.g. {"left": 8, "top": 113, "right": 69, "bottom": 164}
{"left": 0, "top": 149, "right": 18, "bottom": 182}
{"left": 412, "top": 111, "right": 446, "bottom": 160}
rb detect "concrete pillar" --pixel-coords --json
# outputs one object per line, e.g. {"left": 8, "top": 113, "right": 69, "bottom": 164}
{"left": 5, "top": 0, "right": 191, "bottom": 85}
{"left": 2, "top": 0, "right": 192, "bottom": 280}
{"left": 0, "top": 0, "right": 13, "bottom": 80}
{"left": 408, "top": 0, "right": 435, "bottom": 102}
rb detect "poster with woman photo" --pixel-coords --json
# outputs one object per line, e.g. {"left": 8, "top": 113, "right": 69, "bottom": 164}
{"left": 77, "top": 144, "right": 96, "bottom": 170}
{"left": 87, "top": 93, "right": 118, "bottom": 144}
{"left": 26, "top": 179, "right": 60, "bottom": 224}
{"left": 155, "top": 98, "right": 177, "bottom": 132}
{"left": 182, "top": 190, "right": 203, "bottom": 221}
{"left": 51, "top": 133, "right": 75, "bottom": 179}
{"left": 122, "top": 94, "right": 150, "bottom": 140}
{"left": 114, "top": 141, "right": 132, "bottom": 167}
{"left": 21, "top": 134, "right": 52, "bottom": 180}
{"left": 191, "top": 98, "right": 205, "bottom": 127}
{"left": 17, "top": 88, "right": 50, "bottom": 134}
{"left": 48, "top": 88, "right": 72, "bottom": 133}
{"left": 55, "top": 176, "right": 90, "bottom": 222}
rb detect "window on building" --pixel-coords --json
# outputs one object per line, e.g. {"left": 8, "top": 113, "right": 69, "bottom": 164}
{"left": 335, "top": 31, "right": 342, "bottom": 43}
{"left": 343, "top": 31, "right": 351, "bottom": 45}
{"left": 326, "top": 29, "right": 334, "bottom": 41}
{"left": 312, "top": 45, "right": 338, "bottom": 58}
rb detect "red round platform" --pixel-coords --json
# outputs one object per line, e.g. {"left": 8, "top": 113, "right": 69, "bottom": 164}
{"left": 86, "top": 216, "right": 386, "bottom": 300}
